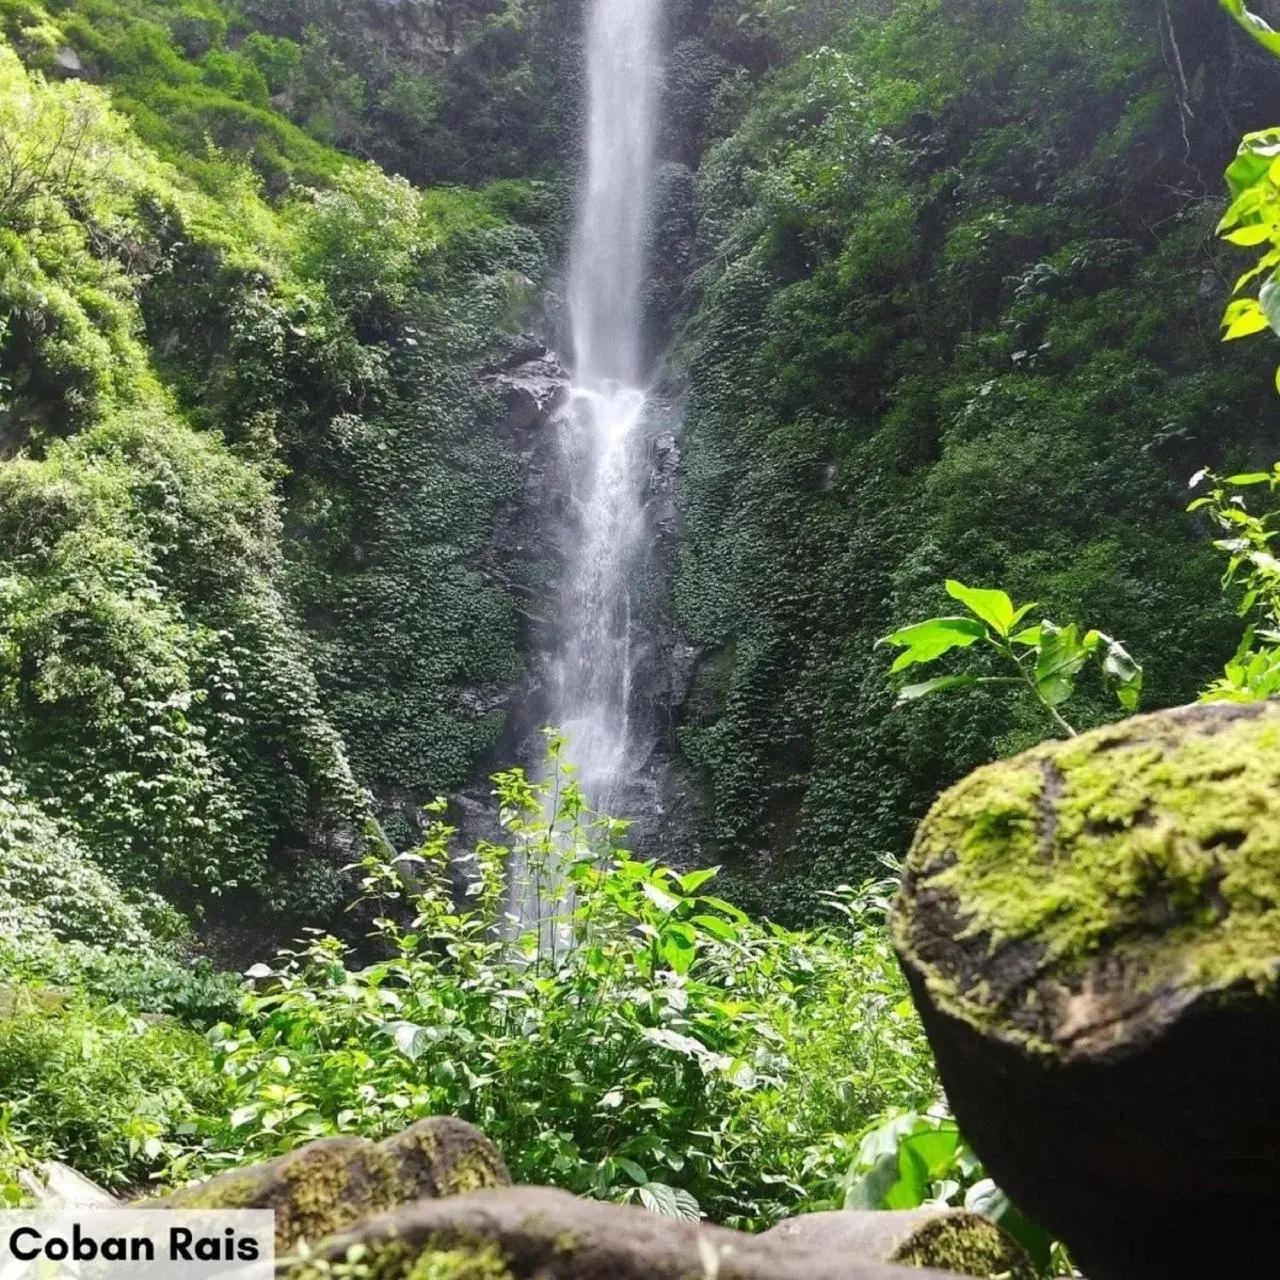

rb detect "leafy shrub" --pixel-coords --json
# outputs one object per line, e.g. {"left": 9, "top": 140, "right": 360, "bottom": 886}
{"left": 0, "top": 765, "right": 168, "bottom": 952}
{"left": 0, "top": 934, "right": 241, "bottom": 1028}
{"left": 196, "top": 751, "right": 934, "bottom": 1229}
{"left": 0, "top": 998, "right": 217, "bottom": 1190}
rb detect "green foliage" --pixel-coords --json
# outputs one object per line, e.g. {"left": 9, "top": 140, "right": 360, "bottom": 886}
{"left": 0, "top": 932, "right": 241, "bottom": 1027}
{"left": 675, "top": 0, "right": 1264, "bottom": 918}
{"left": 1202, "top": 16, "right": 1280, "bottom": 705}
{"left": 1221, "top": 0, "right": 1280, "bottom": 56}
{"left": 193, "top": 750, "right": 934, "bottom": 1230}
{"left": 1189, "top": 467, "right": 1280, "bottom": 701}
{"left": 842, "top": 1108, "right": 1067, "bottom": 1277}
{"left": 0, "top": 995, "right": 218, "bottom": 1190}
{"left": 878, "top": 580, "right": 1141, "bottom": 737}
{"left": 0, "top": 21, "right": 548, "bottom": 928}
{"left": 232, "top": 0, "right": 582, "bottom": 187}
{"left": 0, "top": 764, "right": 169, "bottom": 951}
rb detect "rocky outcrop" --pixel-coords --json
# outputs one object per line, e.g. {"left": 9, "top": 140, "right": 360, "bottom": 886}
{"left": 281, "top": 1184, "right": 969, "bottom": 1280}
{"left": 160, "top": 1118, "right": 509, "bottom": 1252}
{"left": 764, "top": 1209, "right": 1033, "bottom": 1278}
{"left": 482, "top": 343, "right": 571, "bottom": 434}
{"left": 893, "top": 701, "right": 1280, "bottom": 1280}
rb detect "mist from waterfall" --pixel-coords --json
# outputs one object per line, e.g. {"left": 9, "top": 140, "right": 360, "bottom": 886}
{"left": 550, "top": 0, "right": 662, "bottom": 809}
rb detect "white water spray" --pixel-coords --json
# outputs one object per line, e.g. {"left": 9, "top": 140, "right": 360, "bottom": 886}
{"left": 506, "top": 0, "right": 661, "bottom": 942}
{"left": 551, "top": 0, "right": 662, "bottom": 807}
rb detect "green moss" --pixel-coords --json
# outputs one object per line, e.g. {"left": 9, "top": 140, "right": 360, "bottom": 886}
{"left": 277, "top": 1144, "right": 399, "bottom": 1248}
{"left": 285, "top": 1238, "right": 511, "bottom": 1280}
{"left": 894, "top": 1215, "right": 1034, "bottom": 1279}
{"left": 434, "top": 1149, "right": 504, "bottom": 1198}
{"left": 897, "top": 705, "right": 1280, "bottom": 1046}
{"left": 170, "top": 1171, "right": 261, "bottom": 1211}
{"left": 168, "top": 1141, "right": 402, "bottom": 1250}
{"left": 403, "top": 1245, "right": 514, "bottom": 1280}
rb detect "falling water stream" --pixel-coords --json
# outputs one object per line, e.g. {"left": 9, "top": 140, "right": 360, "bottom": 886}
{"left": 551, "top": 0, "right": 662, "bottom": 808}
{"left": 508, "top": 0, "right": 662, "bottom": 936}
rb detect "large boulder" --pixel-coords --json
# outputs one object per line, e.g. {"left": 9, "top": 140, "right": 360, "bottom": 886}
{"left": 893, "top": 701, "right": 1280, "bottom": 1280}
{"left": 764, "top": 1209, "right": 1033, "bottom": 1278}
{"left": 160, "top": 1117, "right": 509, "bottom": 1251}
{"left": 280, "top": 1185, "right": 969, "bottom": 1280}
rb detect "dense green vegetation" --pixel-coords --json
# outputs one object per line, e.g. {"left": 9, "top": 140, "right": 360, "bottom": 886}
{"left": 0, "top": 0, "right": 556, "bottom": 941}
{"left": 4, "top": 2, "right": 1280, "bottom": 1275}
{"left": 674, "top": 0, "right": 1280, "bottom": 918}
{"left": 0, "top": 762, "right": 936, "bottom": 1234}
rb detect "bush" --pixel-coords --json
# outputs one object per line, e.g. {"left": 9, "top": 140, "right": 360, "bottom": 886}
{"left": 0, "top": 998, "right": 218, "bottom": 1191}
{"left": 0, "top": 766, "right": 168, "bottom": 952}
{"left": 196, "top": 750, "right": 934, "bottom": 1229}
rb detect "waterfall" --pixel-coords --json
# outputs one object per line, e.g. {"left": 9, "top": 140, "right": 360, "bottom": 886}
{"left": 551, "top": 0, "right": 662, "bottom": 809}
{"left": 505, "top": 0, "right": 661, "bottom": 944}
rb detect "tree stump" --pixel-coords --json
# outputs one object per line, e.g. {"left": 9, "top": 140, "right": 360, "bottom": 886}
{"left": 892, "top": 701, "right": 1280, "bottom": 1280}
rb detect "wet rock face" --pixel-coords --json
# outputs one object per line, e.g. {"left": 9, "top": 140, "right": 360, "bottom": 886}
{"left": 281, "top": 1184, "right": 969, "bottom": 1280}
{"left": 893, "top": 701, "right": 1280, "bottom": 1280}
{"left": 159, "top": 1117, "right": 509, "bottom": 1252}
{"left": 444, "top": 338, "right": 569, "bottom": 855}
{"left": 482, "top": 344, "right": 571, "bottom": 434}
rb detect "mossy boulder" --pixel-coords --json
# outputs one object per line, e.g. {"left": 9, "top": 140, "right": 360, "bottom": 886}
{"left": 764, "top": 1209, "right": 1033, "bottom": 1278}
{"left": 281, "top": 1185, "right": 970, "bottom": 1280}
{"left": 893, "top": 702, "right": 1280, "bottom": 1280}
{"left": 160, "top": 1117, "right": 510, "bottom": 1252}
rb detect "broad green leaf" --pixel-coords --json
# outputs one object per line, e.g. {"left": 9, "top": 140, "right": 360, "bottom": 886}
{"left": 964, "top": 1178, "right": 1010, "bottom": 1219}
{"left": 877, "top": 616, "right": 986, "bottom": 672}
{"left": 845, "top": 1152, "right": 899, "bottom": 1210}
{"left": 897, "top": 675, "right": 978, "bottom": 702}
{"left": 1010, "top": 626, "right": 1041, "bottom": 647}
{"left": 1221, "top": 0, "right": 1280, "bottom": 56}
{"left": 899, "top": 1126, "right": 962, "bottom": 1180}
{"left": 1225, "top": 472, "right": 1273, "bottom": 485}
{"left": 994, "top": 1203, "right": 1055, "bottom": 1274}
{"left": 677, "top": 868, "right": 719, "bottom": 894}
{"left": 1224, "top": 307, "right": 1271, "bottom": 340}
{"left": 640, "top": 1027, "right": 710, "bottom": 1060}
{"left": 1084, "top": 631, "right": 1144, "bottom": 712}
{"left": 641, "top": 881, "right": 680, "bottom": 914}
{"left": 852, "top": 1112, "right": 923, "bottom": 1169}
{"left": 1035, "top": 622, "right": 1086, "bottom": 707}
{"left": 1226, "top": 131, "right": 1280, "bottom": 197}
{"left": 614, "top": 1157, "right": 649, "bottom": 1185}
{"left": 1225, "top": 223, "right": 1276, "bottom": 246}
{"left": 945, "top": 580, "right": 1016, "bottom": 635}
{"left": 384, "top": 1020, "right": 431, "bottom": 1061}
{"left": 885, "top": 1140, "right": 931, "bottom": 1210}
{"left": 1223, "top": 222, "right": 1274, "bottom": 244}
{"left": 691, "top": 913, "right": 739, "bottom": 941}
{"left": 228, "top": 1105, "right": 259, "bottom": 1129}
{"left": 637, "top": 1182, "right": 701, "bottom": 1221}
{"left": 660, "top": 924, "right": 697, "bottom": 974}
{"left": 1262, "top": 277, "right": 1280, "bottom": 333}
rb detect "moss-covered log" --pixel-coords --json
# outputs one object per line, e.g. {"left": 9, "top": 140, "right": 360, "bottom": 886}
{"left": 159, "top": 1117, "right": 509, "bottom": 1251}
{"left": 281, "top": 1185, "right": 970, "bottom": 1280}
{"left": 764, "top": 1209, "right": 1032, "bottom": 1278}
{"left": 893, "top": 701, "right": 1280, "bottom": 1280}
